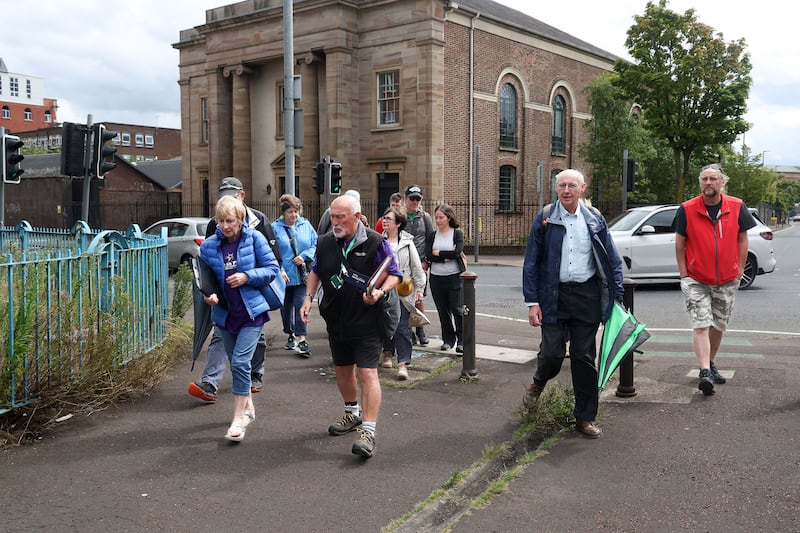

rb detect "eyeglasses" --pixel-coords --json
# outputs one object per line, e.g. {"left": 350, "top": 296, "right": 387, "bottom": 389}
{"left": 382, "top": 216, "right": 395, "bottom": 222}
{"left": 407, "top": 196, "right": 422, "bottom": 201}
{"left": 556, "top": 182, "right": 580, "bottom": 190}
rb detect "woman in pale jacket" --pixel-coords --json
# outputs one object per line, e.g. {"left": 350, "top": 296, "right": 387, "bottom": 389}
{"left": 380, "top": 206, "right": 426, "bottom": 379}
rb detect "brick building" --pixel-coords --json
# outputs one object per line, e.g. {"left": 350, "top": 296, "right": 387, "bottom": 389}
{"left": 0, "top": 58, "right": 58, "bottom": 134}
{"left": 174, "top": 0, "right": 617, "bottom": 239}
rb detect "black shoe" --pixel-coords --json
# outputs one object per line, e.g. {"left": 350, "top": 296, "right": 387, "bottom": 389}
{"left": 416, "top": 328, "right": 429, "bottom": 346}
{"left": 284, "top": 335, "right": 296, "bottom": 351}
{"left": 698, "top": 369, "right": 715, "bottom": 396}
{"left": 188, "top": 381, "right": 217, "bottom": 402}
{"left": 250, "top": 373, "right": 263, "bottom": 393}
{"left": 351, "top": 429, "right": 375, "bottom": 458}
{"left": 411, "top": 332, "right": 417, "bottom": 345}
{"left": 455, "top": 344, "right": 463, "bottom": 354}
{"left": 709, "top": 362, "right": 726, "bottom": 384}
{"left": 297, "top": 340, "right": 312, "bottom": 358}
{"left": 440, "top": 343, "right": 451, "bottom": 351}
{"left": 328, "top": 412, "right": 362, "bottom": 436}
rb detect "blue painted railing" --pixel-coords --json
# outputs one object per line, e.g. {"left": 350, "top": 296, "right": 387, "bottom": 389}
{"left": 0, "top": 221, "right": 169, "bottom": 413}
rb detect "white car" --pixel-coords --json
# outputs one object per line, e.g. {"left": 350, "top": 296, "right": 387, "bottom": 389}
{"left": 144, "top": 217, "right": 210, "bottom": 270}
{"left": 609, "top": 205, "right": 776, "bottom": 289}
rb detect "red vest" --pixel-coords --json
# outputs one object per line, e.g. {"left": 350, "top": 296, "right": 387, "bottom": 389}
{"left": 682, "top": 194, "right": 743, "bottom": 286}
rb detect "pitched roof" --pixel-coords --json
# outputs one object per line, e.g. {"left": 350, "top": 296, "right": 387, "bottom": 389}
{"left": 132, "top": 158, "right": 182, "bottom": 190}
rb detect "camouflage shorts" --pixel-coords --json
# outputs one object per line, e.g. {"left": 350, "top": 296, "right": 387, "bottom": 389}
{"left": 680, "top": 277, "right": 738, "bottom": 331}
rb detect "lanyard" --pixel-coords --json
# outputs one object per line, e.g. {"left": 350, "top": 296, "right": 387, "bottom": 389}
{"left": 341, "top": 237, "right": 357, "bottom": 259}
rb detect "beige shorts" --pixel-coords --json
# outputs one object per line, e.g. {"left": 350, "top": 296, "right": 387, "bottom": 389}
{"left": 680, "top": 277, "right": 738, "bottom": 331}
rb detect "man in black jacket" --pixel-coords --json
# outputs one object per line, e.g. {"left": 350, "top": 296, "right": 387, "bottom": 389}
{"left": 301, "top": 194, "right": 401, "bottom": 458}
{"left": 188, "top": 177, "right": 283, "bottom": 402}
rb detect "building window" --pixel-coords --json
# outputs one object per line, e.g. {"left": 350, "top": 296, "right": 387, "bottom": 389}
{"left": 0, "top": 77, "right": 3, "bottom": 95}
{"left": 499, "top": 165, "right": 516, "bottom": 212}
{"left": 200, "top": 97, "right": 209, "bottom": 145}
{"left": 24, "top": 108, "right": 32, "bottom": 121}
{"left": 10, "top": 77, "right": 19, "bottom": 97}
{"left": 145, "top": 134, "right": 154, "bottom": 147}
{"left": 2, "top": 106, "right": 9, "bottom": 119}
{"left": 135, "top": 133, "right": 144, "bottom": 147}
{"left": 121, "top": 132, "right": 131, "bottom": 146}
{"left": 377, "top": 70, "right": 400, "bottom": 126}
{"left": 26, "top": 79, "right": 31, "bottom": 98}
{"left": 276, "top": 84, "right": 285, "bottom": 139}
{"left": 552, "top": 95, "right": 566, "bottom": 154}
{"left": 499, "top": 84, "right": 517, "bottom": 149}
{"left": 44, "top": 110, "right": 52, "bottom": 123}
{"left": 112, "top": 132, "right": 121, "bottom": 145}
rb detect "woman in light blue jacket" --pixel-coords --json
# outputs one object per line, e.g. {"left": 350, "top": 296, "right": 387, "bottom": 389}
{"left": 200, "top": 196, "right": 280, "bottom": 442}
{"left": 272, "top": 194, "right": 318, "bottom": 357}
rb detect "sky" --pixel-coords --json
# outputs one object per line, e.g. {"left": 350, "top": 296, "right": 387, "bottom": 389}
{"left": 2, "top": 0, "right": 796, "bottom": 165}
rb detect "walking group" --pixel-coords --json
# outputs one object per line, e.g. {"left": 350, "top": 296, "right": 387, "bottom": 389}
{"left": 187, "top": 163, "right": 751, "bottom": 453}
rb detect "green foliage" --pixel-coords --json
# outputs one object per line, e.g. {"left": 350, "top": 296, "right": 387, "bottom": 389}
{"left": 171, "top": 263, "right": 194, "bottom": 320}
{"left": 614, "top": 0, "right": 752, "bottom": 202}
{"left": 774, "top": 180, "right": 800, "bottom": 218}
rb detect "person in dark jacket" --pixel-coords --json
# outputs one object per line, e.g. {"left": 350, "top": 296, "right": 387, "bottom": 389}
{"left": 189, "top": 177, "right": 283, "bottom": 402}
{"left": 300, "top": 194, "right": 402, "bottom": 458}
{"left": 675, "top": 163, "right": 756, "bottom": 396}
{"left": 425, "top": 203, "right": 465, "bottom": 353}
{"left": 199, "top": 195, "right": 280, "bottom": 441}
{"left": 521, "top": 169, "right": 623, "bottom": 439}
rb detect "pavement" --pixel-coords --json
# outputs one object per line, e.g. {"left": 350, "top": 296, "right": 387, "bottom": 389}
{"left": 1, "top": 255, "right": 799, "bottom": 532}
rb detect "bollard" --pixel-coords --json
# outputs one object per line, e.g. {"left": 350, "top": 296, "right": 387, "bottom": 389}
{"left": 459, "top": 270, "right": 479, "bottom": 381}
{"left": 615, "top": 278, "right": 637, "bottom": 397}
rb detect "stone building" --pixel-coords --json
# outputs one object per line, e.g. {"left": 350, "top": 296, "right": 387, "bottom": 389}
{"left": 174, "top": 0, "right": 617, "bottom": 241}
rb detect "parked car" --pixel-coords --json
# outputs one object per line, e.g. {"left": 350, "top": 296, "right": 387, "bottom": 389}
{"left": 609, "top": 204, "right": 776, "bottom": 289}
{"left": 144, "top": 217, "right": 210, "bottom": 270}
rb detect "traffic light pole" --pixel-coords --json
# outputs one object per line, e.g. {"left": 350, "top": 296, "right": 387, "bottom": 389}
{"left": 323, "top": 154, "right": 332, "bottom": 208}
{"left": 0, "top": 126, "right": 5, "bottom": 225}
{"left": 81, "top": 114, "right": 93, "bottom": 223}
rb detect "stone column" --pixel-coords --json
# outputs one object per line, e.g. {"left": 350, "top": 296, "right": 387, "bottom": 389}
{"left": 224, "top": 64, "right": 253, "bottom": 195}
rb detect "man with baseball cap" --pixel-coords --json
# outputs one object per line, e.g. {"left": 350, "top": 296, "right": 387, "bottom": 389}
{"left": 189, "top": 177, "right": 283, "bottom": 402}
{"left": 403, "top": 184, "right": 434, "bottom": 345}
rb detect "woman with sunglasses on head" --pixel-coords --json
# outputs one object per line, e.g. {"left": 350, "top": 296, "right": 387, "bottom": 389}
{"left": 379, "top": 206, "right": 426, "bottom": 379}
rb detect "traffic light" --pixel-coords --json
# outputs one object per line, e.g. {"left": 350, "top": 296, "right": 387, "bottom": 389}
{"left": 625, "top": 157, "right": 637, "bottom": 192}
{"left": 313, "top": 162, "right": 324, "bottom": 193}
{"left": 61, "top": 122, "right": 88, "bottom": 177}
{"left": 2, "top": 133, "right": 25, "bottom": 184}
{"left": 330, "top": 162, "right": 342, "bottom": 194}
{"left": 91, "top": 123, "right": 117, "bottom": 178}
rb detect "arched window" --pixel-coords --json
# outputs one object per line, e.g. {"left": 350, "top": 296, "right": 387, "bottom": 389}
{"left": 551, "top": 95, "right": 566, "bottom": 154}
{"left": 44, "top": 110, "right": 52, "bottom": 123}
{"left": 24, "top": 108, "right": 32, "bottom": 121}
{"left": 499, "top": 83, "right": 517, "bottom": 149}
{"left": 499, "top": 165, "right": 516, "bottom": 211}
{"left": 1, "top": 106, "right": 10, "bottom": 119}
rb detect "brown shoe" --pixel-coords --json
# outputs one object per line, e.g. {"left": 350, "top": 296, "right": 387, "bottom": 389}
{"left": 575, "top": 420, "right": 602, "bottom": 438}
{"left": 380, "top": 351, "right": 394, "bottom": 368}
{"left": 522, "top": 382, "right": 545, "bottom": 408}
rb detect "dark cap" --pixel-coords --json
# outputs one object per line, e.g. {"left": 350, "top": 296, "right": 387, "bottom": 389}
{"left": 218, "top": 177, "right": 244, "bottom": 198}
{"left": 404, "top": 184, "right": 423, "bottom": 199}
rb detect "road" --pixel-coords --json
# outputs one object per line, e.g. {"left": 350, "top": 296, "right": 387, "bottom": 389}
{"left": 468, "top": 221, "right": 800, "bottom": 337}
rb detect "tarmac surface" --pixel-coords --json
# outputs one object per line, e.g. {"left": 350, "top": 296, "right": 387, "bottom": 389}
{"left": 1, "top": 255, "right": 799, "bottom": 532}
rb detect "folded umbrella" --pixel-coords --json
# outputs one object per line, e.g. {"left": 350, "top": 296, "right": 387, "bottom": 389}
{"left": 191, "top": 285, "right": 213, "bottom": 371}
{"left": 598, "top": 302, "right": 651, "bottom": 389}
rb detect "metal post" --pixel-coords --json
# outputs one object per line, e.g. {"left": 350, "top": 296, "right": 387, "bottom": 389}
{"left": 621, "top": 149, "right": 629, "bottom": 212}
{"left": 283, "top": 0, "right": 295, "bottom": 195}
{"left": 615, "top": 278, "right": 637, "bottom": 397}
{"left": 460, "top": 270, "right": 478, "bottom": 381}
{"left": 81, "top": 114, "right": 93, "bottom": 224}
{"left": 473, "top": 145, "right": 480, "bottom": 263}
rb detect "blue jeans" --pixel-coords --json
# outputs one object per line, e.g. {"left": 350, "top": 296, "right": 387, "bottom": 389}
{"left": 202, "top": 327, "right": 266, "bottom": 389}
{"left": 280, "top": 284, "right": 308, "bottom": 337}
{"left": 217, "top": 326, "right": 263, "bottom": 396}
{"left": 392, "top": 303, "right": 413, "bottom": 364}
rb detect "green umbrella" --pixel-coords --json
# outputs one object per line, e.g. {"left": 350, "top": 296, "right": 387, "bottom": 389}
{"left": 598, "top": 302, "right": 651, "bottom": 389}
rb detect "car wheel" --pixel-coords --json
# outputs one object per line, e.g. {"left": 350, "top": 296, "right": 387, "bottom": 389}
{"left": 739, "top": 254, "right": 756, "bottom": 289}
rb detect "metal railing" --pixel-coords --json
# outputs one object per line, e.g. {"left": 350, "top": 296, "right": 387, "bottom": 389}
{"left": 0, "top": 221, "right": 169, "bottom": 413}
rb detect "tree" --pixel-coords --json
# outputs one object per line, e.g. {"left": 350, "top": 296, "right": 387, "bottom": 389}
{"left": 614, "top": 0, "right": 752, "bottom": 203}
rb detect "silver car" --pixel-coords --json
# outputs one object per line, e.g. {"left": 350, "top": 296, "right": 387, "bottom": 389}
{"left": 609, "top": 204, "right": 776, "bottom": 289}
{"left": 144, "top": 217, "right": 210, "bottom": 270}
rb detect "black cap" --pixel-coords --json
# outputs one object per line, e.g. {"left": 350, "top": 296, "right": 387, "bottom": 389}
{"left": 405, "top": 184, "right": 423, "bottom": 199}
{"left": 218, "top": 177, "right": 244, "bottom": 198}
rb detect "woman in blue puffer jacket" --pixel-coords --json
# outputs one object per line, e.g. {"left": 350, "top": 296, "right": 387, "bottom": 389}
{"left": 199, "top": 195, "right": 280, "bottom": 442}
